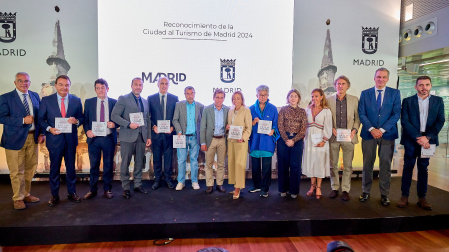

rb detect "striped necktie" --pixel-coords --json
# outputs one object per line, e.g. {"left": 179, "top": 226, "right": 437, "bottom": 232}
{"left": 22, "top": 94, "right": 30, "bottom": 115}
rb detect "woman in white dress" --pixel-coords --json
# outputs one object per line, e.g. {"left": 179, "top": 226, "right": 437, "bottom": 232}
{"left": 302, "top": 88, "right": 332, "bottom": 199}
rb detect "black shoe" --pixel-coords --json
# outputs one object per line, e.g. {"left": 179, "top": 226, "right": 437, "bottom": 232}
{"left": 260, "top": 191, "right": 269, "bottom": 198}
{"left": 134, "top": 186, "right": 148, "bottom": 194}
{"left": 248, "top": 187, "right": 261, "bottom": 193}
{"left": 167, "top": 182, "right": 175, "bottom": 190}
{"left": 123, "top": 190, "right": 131, "bottom": 199}
{"left": 380, "top": 195, "right": 390, "bottom": 206}
{"left": 104, "top": 191, "right": 114, "bottom": 199}
{"left": 152, "top": 181, "right": 161, "bottom": 190}
{"left": 329, "top": 190, "right": 339, "bottom": 199}
{"left": 48, "top": 195, "right": 60, "bottom": 207}
{"left": 359, "top": 192, "right": 370, "bottom": 202}
{"left": 341, "top": 191, "right": 350, "bottom": 201}
{"left": 67, "top": 193, "right": 81, "bottom": 203}
{"left": 216, "top": 185, "right": 226, "bottom": 193}
{"left": 206, "top": 186, "right": 213, "bottom": 194}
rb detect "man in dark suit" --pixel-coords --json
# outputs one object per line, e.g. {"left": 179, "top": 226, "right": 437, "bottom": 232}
{"left": 148, "top": 77, "right": 179, "bottom": 190}
{"left": 111, "top": 77, "right": 152, "bottom": 199}
{"left": 38, "top": 75, "right": 84, "bottom": 206}
{"left": 398, "top": 76, "right": 445, "bottom": 210}
{"left": 358, "top": 68, "right": 401, "bottom": 206}
{"left": 83, "top": 78, "right": 117, "bottom": 200}
{"left": 0, "top": 72, "right": 45, "bottom": 210}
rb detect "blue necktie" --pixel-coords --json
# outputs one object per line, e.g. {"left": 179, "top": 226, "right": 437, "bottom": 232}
{"left": 23, "top": 94, "right": 30, "bottom": 115}
{"left": 376, "top": 90, "right": 383, "bottom": 110}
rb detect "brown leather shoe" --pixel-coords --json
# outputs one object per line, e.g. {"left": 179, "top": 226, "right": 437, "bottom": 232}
{"left": 104, "top": 191, "right": 113, "bottom": 199}
{"left": 83, "top": 191, "right": 97, "bottom": 200}
{"left": 341, "top": 191, "right": 350, "bottom": 201}
{"left": 216, "top": 185, "right": 226, "bottom": 193}
{"left": 48, "top": 195, "right": 60, "bottom": 207}
{"left": 417, "top": 198, "right": 432, "bottom": 210}
{"left": 206, "top": 186, "right": 213, "bottom": 194}
{"left": 14, "top": 200, "right": 26, "bottom": 210}
{"left": 397, "top": 196, "right": 409, "bottom": 208}
{"left": 24, "top": 195, "right": 40, "bottom": 203}
{"left": 329, "top": 190, "right": 339, "bottom": 199}
{"left": 67, "top": 193, "right": 81, "bottom": 203}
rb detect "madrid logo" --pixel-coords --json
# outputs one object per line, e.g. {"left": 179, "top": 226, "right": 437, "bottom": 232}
{"left": 0, "top": 12, "right": 17, "bottom": 43}
{"left": 220, "top": 59, "right": 236, "bottom": 83}
{"left": 361, "top": 27, "right": 378, "bottom": 54}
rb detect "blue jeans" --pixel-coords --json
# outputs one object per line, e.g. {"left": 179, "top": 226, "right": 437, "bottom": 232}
{"left": 277, "top": 136, "right": 303, "bottom": 195}
{"left": 401, "top": 144, "right": 430, "bottom": 198}
{"left": 176, "top": 135, "right": 200, "bottom": 184}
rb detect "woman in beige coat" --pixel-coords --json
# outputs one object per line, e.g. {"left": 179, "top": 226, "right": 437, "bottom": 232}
{"left": 226, "top": 91, "right": 252, "bottom": 199}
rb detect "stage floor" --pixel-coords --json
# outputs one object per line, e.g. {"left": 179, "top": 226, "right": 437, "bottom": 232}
{"left": 1, "top": 177, "right": 449, "bottom": 246}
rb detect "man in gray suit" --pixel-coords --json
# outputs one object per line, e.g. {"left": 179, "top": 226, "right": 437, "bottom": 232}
{"left": 111, "top": 77, "right": 151, "bottom": 199}
{"left": 173, "top": 86, "right": 204, "bottom": 190}
{"left": 326, "top": 75, "right": 360, "bottom": 201}
{"left": 200, "top": 89, "right": 229, "bottom": 194}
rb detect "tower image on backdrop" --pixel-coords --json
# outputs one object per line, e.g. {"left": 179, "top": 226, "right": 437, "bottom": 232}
{"left": 47, "top": 20, "right": 70, "bottom": 86}
{"left": 317, "top": 29, "right": 337, "bottom": 96}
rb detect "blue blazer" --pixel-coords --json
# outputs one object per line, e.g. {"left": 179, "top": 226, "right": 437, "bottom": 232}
{"left": 400, "top": 94, "right": 445, "bottom": 146}
{"left": 147, "top": 92, "right": 179, "bottom": 140}
{"left": 358, "top": 86, "right": 401, "bottom": 141}
{"left": 38, "top": 93, "right": 84, "bottom": 149}
{"left": 0, "top": 90, "right": 42, "bottom": 150}
{"left": 83, "top": 97, "right": 118, "bottom": 146}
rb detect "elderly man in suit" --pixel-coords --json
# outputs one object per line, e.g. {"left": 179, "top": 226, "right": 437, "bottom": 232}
{"left": 358, "top": 68, "right": 401, "bottom": 206}
{"left": 172, "top": 86, "right": 204, "bottom": 190}
{"left": 200, "top": 89, "right": 230, "bottom": 194}
{"left": 148, "top": 77, "right": 179, "bottom": 190}
{"left": 38, "top": 75, "right": 84, "bottom": 206}
{"left": 0, "top": 72, "right": 45, "bottom": 210}
{"left": 83, "top": 78, "right": 117, "bottom": 200}
{"left": 398, "top": 76, "right": 445, "bottom": 210}
{"left": 111, "top": 77, "right": 152, "bottom": 199}
{"left": 326, "top": 75, "right": 360, "bottom": 201}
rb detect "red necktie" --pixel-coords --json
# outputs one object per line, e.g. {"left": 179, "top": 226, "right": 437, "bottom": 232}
{"left": 61, "top": 97, "right": 66, "bottom": 118}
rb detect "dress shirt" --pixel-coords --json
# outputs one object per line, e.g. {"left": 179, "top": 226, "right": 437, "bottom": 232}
{"left": 96, "top": 97, "right": 111, "bottom": 135}
{"left": 335, "top": 95, "right": 348, "bottom": 129}
{"left": 213, "top": 105, "right": 225, "bottom": 136}
{"left": 418, "top": 95, "right": 430, "bottom": 132}
{"left": 16, "top": 88, "right": 35, "bottom": 131}
{"left": 186, "top": 101, "right": 196, "bottom": 135}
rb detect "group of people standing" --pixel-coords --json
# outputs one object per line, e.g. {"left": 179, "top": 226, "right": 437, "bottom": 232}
{"left": 0, "top": 67, "right": 444, "bottom": 211}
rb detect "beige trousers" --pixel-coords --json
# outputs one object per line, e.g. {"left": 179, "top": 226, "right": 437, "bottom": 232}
{"left": 227, "top": 140, "right": 248, "bottom": 189}
{"left": 205, "top": 137, "right": 226, "bottom": 186}
{"left": 5, "top": 133, "right": 38, "bottom": 201}
{"left": 329, "top": 141, "right": 354, "bottom": 192}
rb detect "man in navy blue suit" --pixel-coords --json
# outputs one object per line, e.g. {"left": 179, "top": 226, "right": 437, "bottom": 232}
{"left": 148, "top": 77, "right": 179, "bottom": 190}
{"left": 38, "top": 75, "right": 84, "bottom": 206}
{"left": 83, "top": 79, "right": 117, "bottom": 200}
{"left": 0, "top": 72, "right": 45, "bottom": 210}
{"left": 358, "top": 68, "right": 401, "bottom": 206}
{"left": 398, "top": 76, "right": 445, "bottom": 210}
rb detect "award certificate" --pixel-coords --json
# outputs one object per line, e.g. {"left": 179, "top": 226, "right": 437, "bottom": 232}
{"left": 228, "top": 125, "right": 243, "bottom": 140}
{"left": 173, "top": 135, "right": 186, "bottom": 148}
{"left": 157, "top": 120, "right": 171, "bottom": 133}
{"left": 336, "top": 129, "right": 351, "bottom": 142}
{"left": 257, "top": 120, "right": 272, "bottom": 134}
{"left": 92, "top": 121, "right": 107, "bottom": 136}
{"left": 311, "top": 133, "right": 323, "bottom": 145}
{"left": 55, "top": 117, "right": 72, "bottom": 133}
{"left": 421, "top": 144, "right": 436, "bottom": 158}
{"left": 129, "top": 112, "right": 144, "bottom": 126}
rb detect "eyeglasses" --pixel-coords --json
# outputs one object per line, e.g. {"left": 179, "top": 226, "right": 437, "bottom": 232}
{"left": 17, "top": 80, "right": 30, "bottom": 84}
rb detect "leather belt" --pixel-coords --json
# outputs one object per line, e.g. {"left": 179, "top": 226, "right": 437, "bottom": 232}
{"left": 28, "top": 130, "right": 35, "bottom": 135}
{"left": 213, "top": 135, "right": 224, "bottom": 139}
{"left": 185, "top": 134, "right": 195, "bottom": 137}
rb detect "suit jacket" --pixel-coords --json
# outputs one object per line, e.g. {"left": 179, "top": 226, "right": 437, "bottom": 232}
{"left": 400, "top": 94, "right": 445, "bottom": 146}
{"left": 38, "top": 93, "right": 84, "bottom": 148}
{"left": 83, "top": 97, "right": 118, "bottom": 145}
{"left": 358, "top": 86, "right": 401, "bottom": 140}
{"left": 172, "top": 100, "right": 204, "bottom": 144}
{"left": 227, "top": 106, "right": 252, "bottom": 142}
{"left": 111, "top": 92, "right": 151, "bottom": 143}
{"left": 200, "top": 104, "right": 230, "bottom": 148}
{"left": 326, "top": 94, "right": 361, "bottom": 144}
{"left": 147, "top": 92, "right": 179, "bottom": 140}
{"left": 0, "top": 89, "right": 41, "bottom": 150}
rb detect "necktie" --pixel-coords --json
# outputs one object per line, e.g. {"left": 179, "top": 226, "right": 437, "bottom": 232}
{"left": 61, "top": 97, "right": 66, "bottom": 118}
{"left": 22, "top": 94, "right": 30, "bottom": 116}
{"left": 376, "top": 90, "right": 383, "bottom": 110}
{"left": 100, "top": 100, "right": 105, "bottom": 122}
{"left": 161, "top": 95, "right": 165, "bottom": 120}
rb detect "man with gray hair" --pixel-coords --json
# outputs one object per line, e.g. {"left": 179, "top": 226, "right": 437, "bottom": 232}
{"left": 249, "top": 85, "right": 279, "bottom": 198}
{"left": 173, "top": 86, "right": 204, "bottom": 190}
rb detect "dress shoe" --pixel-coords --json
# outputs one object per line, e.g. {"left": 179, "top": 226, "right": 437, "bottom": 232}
{"left": 248, "top": 187, "right": 261, "bottom": 193}
{"left": 152, "top": 181, "right": 161, "bottom": 190}
{"left": 205, "top": 186, "right": 213, "bottom": 194}
{"left": 290, "top": 194, "right": 298, "bottom": 199}
{"left": 260, "top": 191, "right": 269, "bottom": 198}
{"left": 359, "top": 192, "right": 370, "bottom": 202}
{"left": 67, "top": 193, "right": 81, "bottom": 203}
{"left": 380, "top": 195, "right": 390, "bottom": 206}
{"left": 280, "top": 192, "right": 287, "bottom": 197}
{"left": 417, "top": 198, "right": 432, "bottom": 210}
{"left": 216, "top": 185, "right": 226, "bottom": 193}
{"left": 397, "top": 196, "right": 409, "bottom": 208}
{"left": 104, "top": 191, "right": 114, "bottom": 199}
{"left": 341, "top": 191, "right": 350, "bottom": 201}
{"left": 134, "top": 186, "right": 148, "bottom": 194}
{"left": 48, "top": 195, "right": 60, "bottom": 207}
{"left": 167, "top": 182, "right": 175, "bottom": 190}
{"left": 329, "top": 190, "right": 339, "bottom": 199}
{"left": 176, "top": 182, "right": 185, "bottom": 191}
{"left": 123, "top": 190, "right": 131, "bottom": 199}
{"left": 83, "top": 191, "right": 97, "bottom": 200}
{"left": 24, "top": 195, "right": 40, "bottom": 203}
{"left": 14, "top": 200, "right": 26, "bottom": 210}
